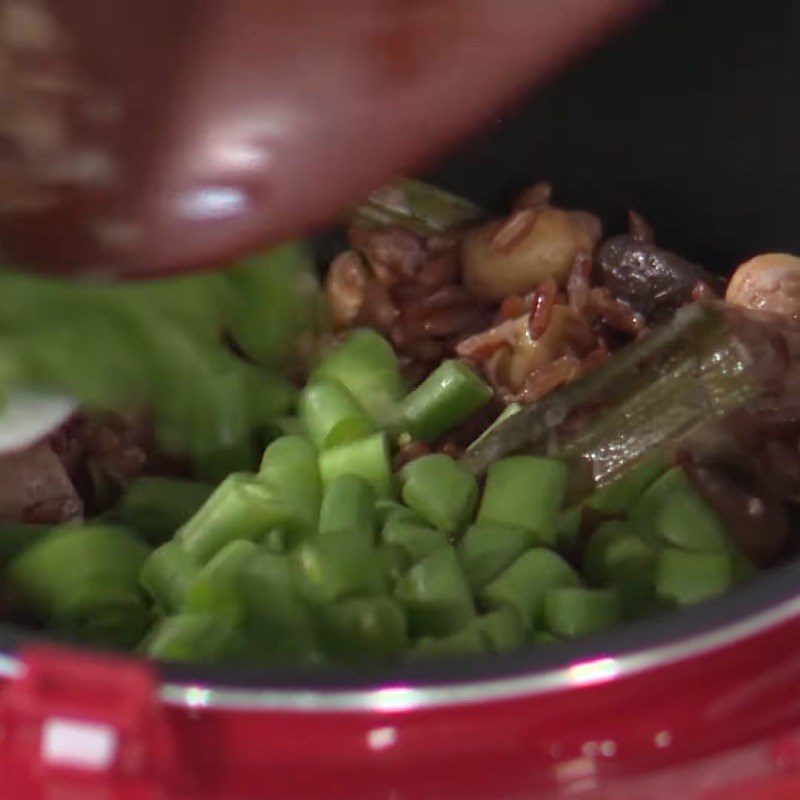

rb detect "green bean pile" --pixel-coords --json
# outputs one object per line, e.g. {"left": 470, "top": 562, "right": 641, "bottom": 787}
{"left": 1, "top": 328, "right": 754, "bottom": 665}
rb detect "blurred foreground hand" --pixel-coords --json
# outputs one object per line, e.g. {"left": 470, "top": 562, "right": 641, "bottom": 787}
{"left": 0, "top": 0, "right": 642, "bottom": 278}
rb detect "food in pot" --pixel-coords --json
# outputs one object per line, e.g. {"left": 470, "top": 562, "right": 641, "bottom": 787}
{"left": 0, "top": 180, "right": 798, "bottom": 666}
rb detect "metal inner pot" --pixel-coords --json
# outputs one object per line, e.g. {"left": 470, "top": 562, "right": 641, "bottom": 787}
{"left": 1, "top": 1, "right": 799, "bottom": 708}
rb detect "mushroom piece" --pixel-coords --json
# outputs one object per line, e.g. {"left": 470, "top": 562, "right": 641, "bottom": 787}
{"left": 596, "top": 235, "right": 715, "bottom": 324}
{"left": 462, "top": 206, "right": 601, "bottom": 302}
{"left": 726, "top": 253, "right": 800, "bottom": 323}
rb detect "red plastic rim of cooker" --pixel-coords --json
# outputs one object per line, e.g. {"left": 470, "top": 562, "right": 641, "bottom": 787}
{"left": 1, "top": 557, "right": 800, "bottom": 799}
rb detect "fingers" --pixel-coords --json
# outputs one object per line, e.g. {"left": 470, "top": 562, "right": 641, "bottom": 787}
{"left": 0, "top": 0, "right": 645, "bottom": 276}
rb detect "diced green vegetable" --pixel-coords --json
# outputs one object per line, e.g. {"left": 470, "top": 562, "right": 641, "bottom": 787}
{"left": 353, "top": 179, "right": 483, "bottom": 235}
{"left": 140, "top": 541, "right": 199, "bottom": 613}
{"left": 412, "top": 626, "right": 486, "bottom": 658}
{"left": 474, "top": 607, "right": 525, "bottom": 653}
{"left": 381, "top": 543, "right": 412, "bottom": 584}
{"left": 144, "top": 613, "right": 246, "bottom": 663}
{"left": 177, "top": 473, "right": 291, "bottom": 564}
{"left": 400, "top": 454, "right": 478, "bottom": 535}
{"left": 182, "top": 579, "right": 243, "bottom": 624}
{"left": 555, "top": 506, "right": 582, "bottom": 559}
{"left": 312, "top": 329, "right": 403, "bottom": 428}
{"left": 481, "top": 548, "right": 580, "bottom": 630}
{"left": 477, "top": 456, "right": 567, "bottom": 546}
{"left": 395, "top": 548, "right": 475, "bottom": 636}
{"left": 458, "top": 523, "right": 532, "bottom": 590}
{"left": 318, "top": 475, "right": 378, "bottom": 550}
{"left": 108, "top": 477, "right": 214, "bottom": 544}
{"left": 375, "top": 499, "right": 423, "bottom": 527}
{"left": 225, "top": 241, "right": 324, "bottom": 366}
{"left": 319, "top": 433, "right": 394, "bottom": 500}
{"left": 543, "top": 587, "right": 621, "bottom": 639}
{"left": 655, "top": 548, "right": 734, "bottom": 607}
{"left": 584, "top": 521, "right": 658, "bottom": 619}
{"left": 583, "top": 520, "right": 636, "bottom": 586}
{"left": 0, "top": 256, "right": 317, "bottom": 478}
{"left": 318, "top": 596, "right": 408, "bottom": 663}
{"left": 0, "top": 524, "right": 51, "bottom": 569}
{"left": 585, "top": 455, "right": 668, "bottom": 515}
{"left": 262, "top": 528, "right": 288, "bottom": 554}
{"left": 531, "top": 631, "right": 560, "bottom": 644}
{"left": 240, "top": 553, "right": 317, "bottom": 660}
{"left": 200, "top": 539, "right": 259, "bottom": 580}
{"left": 300, "top": 379, "right": 374, "bottom": 450}
{"left": 7, "top": 524, "right": 150, "bottom": 648}
{"left": 401, "top": 360, "right": 492, "bottom": 442}
{"left": 382, "top": 518, "right": 449, "bottom": 562}
{"left": 257, "top": 435, "right": 322, "bottom": 541}
{"left": 630, "top": 468, "right": 728, "bottom": 552}
{"left": 294, "top": 538, "right": 387, "bottom": 605}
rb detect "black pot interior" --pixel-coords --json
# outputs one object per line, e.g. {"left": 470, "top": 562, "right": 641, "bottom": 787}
{"left": 3, "top": 1, "right": 800, "bottom": 690}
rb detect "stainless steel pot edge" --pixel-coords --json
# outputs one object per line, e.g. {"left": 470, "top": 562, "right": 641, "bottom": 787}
{"left": 1, "top": 591, "right": 795, "bottom": 713}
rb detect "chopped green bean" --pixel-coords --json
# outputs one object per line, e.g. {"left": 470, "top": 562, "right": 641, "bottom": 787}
{"left": 240, "top": 553, "right": 317, "bottom": 659}
{"left": 257, "top": 435, "right": 322, "bottom": 540}
{"left": 242, "top": 365, "right": 299, "bottom": 432}
{"left": 477, "top": 456, "right": 567, "bottom": 546}
{"left": 543, "top": 587, "right": 621, "bottom": 639}
{"left": 531, "top": 631, "right": 560, "bottom": 644}
{"left": 375, "top": 499, "right": 424, "bottom": 527}
{"left": 109, "top": 477, "right": 214, "bottom": 544}
{"left": 7, "top": 524, "right": 150, "bottom": 648}
{"left": 177, "top": 473, "right": 291, "bottom": 564}
{"left": 198, "top": 539, "right": 258, "bottom": 582}
{"left": 225, "top": 241, "right": 324, "bottom": 366}
{"left": 380, "top": 543, "right": 412, "bottom": 583}
{"left": 655, "top": 548, "right": 734, "bottom": 607}
{"left": 555, "top": 506, "right": 582, "bottom": 559}
{"left": 458, "top": 523, "right": 532, "bottom": 590}
{"left": 480, "top": 548, "right": 580, "bottom": 630}
{"left": 0, "top": 524, "right": 50, "bottom": 569}
{"left": 144, "top": 613, "right": 246, "bottom": 663}
{"left": 300, "top": 378, "right": 374, "bottom": 450}
{"left": 400, "top": 454, "right": 478, "bottom": 535}
{"left": 630, "top": 467, "right": 728, "bottom": 552}
{"left": 382, "top": 517, "right": 449, "bottom": 562}
{"left": 318, "top": 475, "right": 378, "bottom": 550}
{"left": 412, "top": 626, "right": 486, "bottom": 658}
{"left": 353, "top": 179, "right": 483, "bottom": 235}
{"left": 584, "top": 521, "right": 657, "bottom": 619}
{"left": 182, "top": 579, "right": 243, "bottom": 624}
{"left": 262, "top": 528, "right": 288, "bottom": 554}
{"left": 318, "top": 596, "right": 408, "bottom": 663}
{"left": 401, "top": 360, "right": 492, "bottom": 442}
{"left": 319, "top": 432, "right": 394, "bottom": 500}
{"left": 140, "top": 541, "right": 199, "bottom": 613}
{"left": 275, "top": 416, "right": 304, "bottom": 437}
{"left": 294, "top": 538, "right": 387, "bottom": 605}
{"left": 585, "top": 455, "right": 668, "bottom": 515}
{"left": 583, "top": 520, "right": 636, "bottom": 586}
{"left": 312, "top": 329, "right": 403, "bottom": 428}
{"left": 474, "top": 607, "right": 525, "bottom": 653}
{"left": 395, "top": 548, "right": 475, "bottom": 636}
